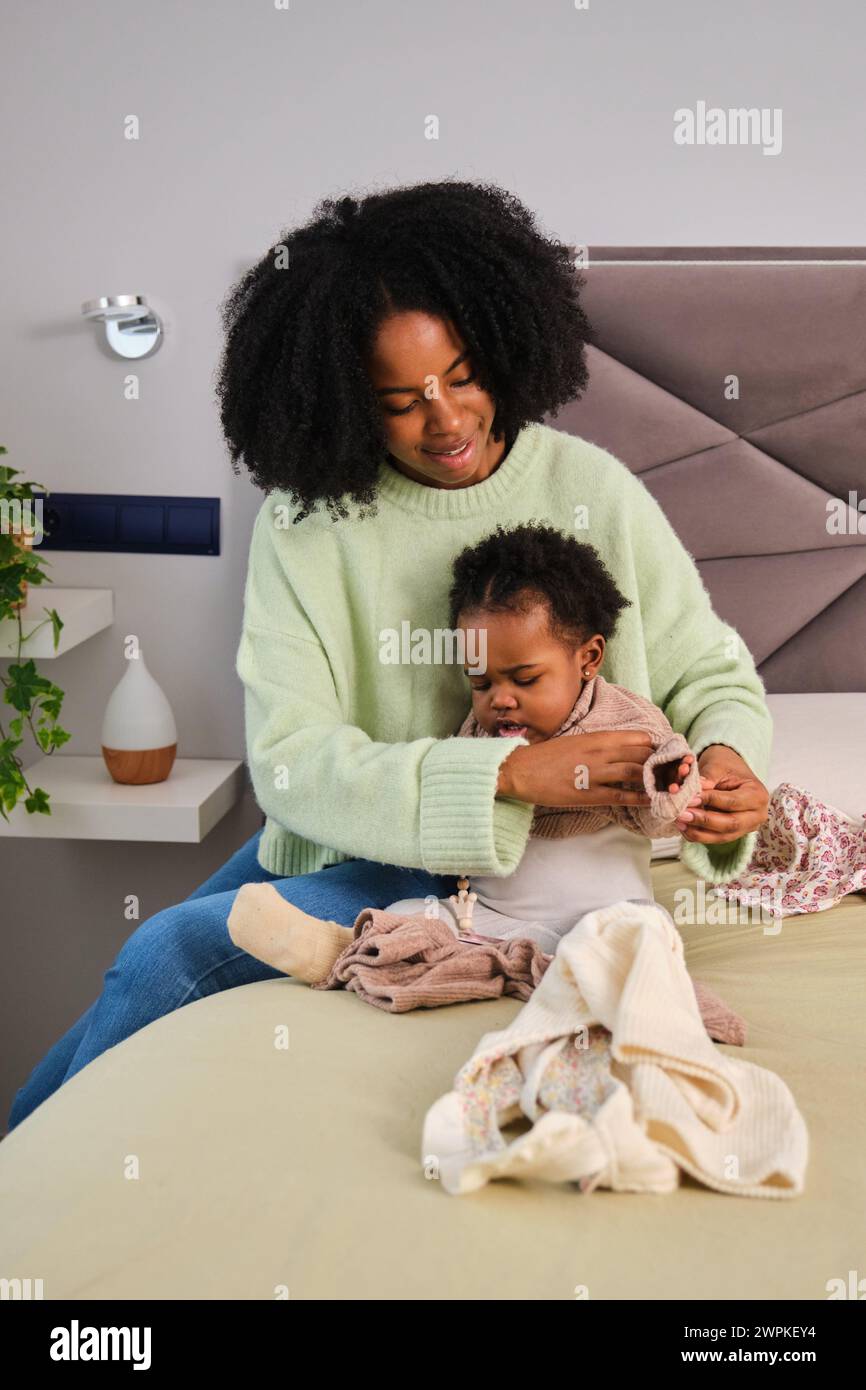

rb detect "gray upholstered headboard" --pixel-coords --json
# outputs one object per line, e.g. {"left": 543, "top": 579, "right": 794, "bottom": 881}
{"left": 549, "top": 248, "right": 866, "bottom": 694}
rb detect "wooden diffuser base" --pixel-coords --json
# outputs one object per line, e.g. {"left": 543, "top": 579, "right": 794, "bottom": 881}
{"left": 101, "top": 743, "right": 177, "bottom": 785}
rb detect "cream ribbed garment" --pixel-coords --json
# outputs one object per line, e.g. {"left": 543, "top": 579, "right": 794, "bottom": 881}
{"left": 422, "top": 900, "right": 808, "bottom": 1198}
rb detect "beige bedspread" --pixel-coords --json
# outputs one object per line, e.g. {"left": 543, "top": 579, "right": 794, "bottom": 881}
{"left": 1, "top": 861, "right": 864, "bottom": 1300}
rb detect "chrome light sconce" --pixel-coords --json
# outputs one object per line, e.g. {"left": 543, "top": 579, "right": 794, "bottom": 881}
{"left": 81, "top": 295, "right": 164, "bottom": 359}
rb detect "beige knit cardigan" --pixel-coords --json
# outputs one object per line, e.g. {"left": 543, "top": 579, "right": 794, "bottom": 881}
{"left": 456, "top": 672, "right": 703, "bottom": 840}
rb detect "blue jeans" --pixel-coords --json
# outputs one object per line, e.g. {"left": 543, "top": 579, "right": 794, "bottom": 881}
{"left": 7, "top": 829, "right": 454, "bottom": 1132}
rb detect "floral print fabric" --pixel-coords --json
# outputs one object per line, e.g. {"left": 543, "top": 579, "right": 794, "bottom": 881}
{"left": 712, "top": 781, "right": 866, "bottom": 919}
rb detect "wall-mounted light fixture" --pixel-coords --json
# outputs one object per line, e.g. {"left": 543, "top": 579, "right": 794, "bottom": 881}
{"left": 81, "top": 295, "right": 163, "bottom": 359}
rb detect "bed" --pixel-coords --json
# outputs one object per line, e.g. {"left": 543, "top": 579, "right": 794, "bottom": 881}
{"left": 1, "top": 248, "right": 864, "bottom": 1300}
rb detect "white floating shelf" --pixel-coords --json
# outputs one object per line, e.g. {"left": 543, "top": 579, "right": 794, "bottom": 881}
{"left": 0, "top": 587, "right": 114, "bottom": 659}
{"left": 0, "top": 756, "right": 245, "bottom": 842}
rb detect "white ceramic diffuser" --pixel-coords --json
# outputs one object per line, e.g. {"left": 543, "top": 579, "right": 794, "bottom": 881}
{"left": 101, "top": 648, "right": 178, "bottom": 784}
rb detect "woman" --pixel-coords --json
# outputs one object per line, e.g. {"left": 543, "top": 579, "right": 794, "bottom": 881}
{"left": 7, "top": 178, "right": 770, "bottom": 1131}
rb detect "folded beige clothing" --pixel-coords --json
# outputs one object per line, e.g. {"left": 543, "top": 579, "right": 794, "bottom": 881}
{"left": 422, "top": 900, "right": 808, "bottom": 1198}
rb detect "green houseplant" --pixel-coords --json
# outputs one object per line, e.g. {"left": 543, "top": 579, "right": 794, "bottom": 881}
{"left": 0, "top": 445, "right": 71, "bottom": 819}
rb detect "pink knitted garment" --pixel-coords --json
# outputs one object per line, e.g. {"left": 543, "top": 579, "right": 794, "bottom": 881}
{"left": 457, "top": 672, "right": 703, "bottom": 839}
{"left": 312, "top": 905, "right": 747, "bottom": 1044}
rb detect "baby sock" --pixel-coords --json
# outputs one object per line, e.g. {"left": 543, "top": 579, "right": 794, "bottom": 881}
{"left": 228, "top": 882, "right": 355, "bottom": 984}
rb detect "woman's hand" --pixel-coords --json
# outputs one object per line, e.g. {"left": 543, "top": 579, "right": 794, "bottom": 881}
{"left": 674, "top": 744, "right": 770, "bottom": 844}
{"left": 496, "top": 730, "right": 656, "bottom": 808}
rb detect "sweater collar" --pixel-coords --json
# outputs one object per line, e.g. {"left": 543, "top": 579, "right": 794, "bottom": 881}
{"left": 551, "top": 673, "right": 604, "bottom": 736}
{"left": 374, "top": 422, "right": 543, "bottom": 519}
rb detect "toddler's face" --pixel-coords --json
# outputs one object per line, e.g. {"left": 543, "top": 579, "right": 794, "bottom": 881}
{"left": 459, "top": 605, "right": 603, "bottom": 743}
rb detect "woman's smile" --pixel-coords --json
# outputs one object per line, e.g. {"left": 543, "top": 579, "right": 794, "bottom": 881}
{"left": 420, "top": 430, "right": 478, "bottom": 471}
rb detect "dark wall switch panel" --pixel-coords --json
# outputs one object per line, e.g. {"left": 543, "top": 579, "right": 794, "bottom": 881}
{"left": 34, "top": 494, "right": 220, "bottom": 555}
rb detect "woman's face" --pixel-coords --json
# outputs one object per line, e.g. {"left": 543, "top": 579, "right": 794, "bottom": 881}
{"left": 365, "top": 310, "right": 507, "bottom": 489}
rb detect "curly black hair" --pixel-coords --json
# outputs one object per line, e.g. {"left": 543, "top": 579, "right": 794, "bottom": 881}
{"left": 447, "top": 522, "right": 631, "bottom": 650}
{"left": 214, "top": 177, "right": 594, "bottom": 522}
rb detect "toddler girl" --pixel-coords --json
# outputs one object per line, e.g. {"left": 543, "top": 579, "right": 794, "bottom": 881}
{"left": 228, "top": 523, "right": 707, "bottom": 979}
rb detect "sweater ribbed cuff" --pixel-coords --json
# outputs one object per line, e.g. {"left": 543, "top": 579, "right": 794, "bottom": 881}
{"left": 420, "top": 736, "right": 535, "bottom": 875}
{"left": 679, "top": 828, "right": 758, "bottom": 886}
{"left": 679, "top": 712, "right": 770, "bottom": 884}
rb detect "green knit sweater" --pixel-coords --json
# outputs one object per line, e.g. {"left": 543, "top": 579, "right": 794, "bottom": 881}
{"left": 236, "top": 423, "right": 772, "bottom": 885}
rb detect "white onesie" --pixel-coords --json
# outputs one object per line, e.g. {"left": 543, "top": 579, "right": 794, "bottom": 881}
{"left": 386, "top": 824, "right": 656, "bottom": 956}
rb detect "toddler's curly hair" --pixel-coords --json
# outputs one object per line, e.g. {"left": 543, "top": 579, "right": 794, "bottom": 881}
{"left": 448, "top": 522, "right": 631, "bottom": 649}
